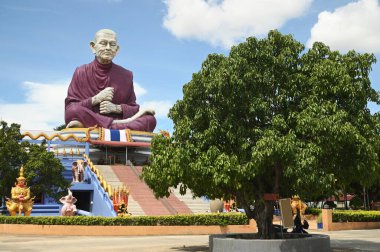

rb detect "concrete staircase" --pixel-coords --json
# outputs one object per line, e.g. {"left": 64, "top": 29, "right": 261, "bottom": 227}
{"left": 112, "top": 165, "right": 173, "bottom": 215}
{"left": 171, "top": 186, "right": 211, "bottom": 214}
{"left": 127, "top": 195, "right": 145, "bottom": 216}
{"left": 96, "top": 165, "right": 124, "bottom": 188}
{"left": 112, "top": 165, "right": 193, "bottom": 215}
{"left": 91, "top": 164, "right": 210, "bottom": 216}
{"left": 96, "top": 165, "right": 145, "bottom": 216}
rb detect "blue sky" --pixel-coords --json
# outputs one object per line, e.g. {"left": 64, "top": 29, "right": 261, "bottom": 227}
{"left": 0, "top": 0, "right": 379, "bottom": 132}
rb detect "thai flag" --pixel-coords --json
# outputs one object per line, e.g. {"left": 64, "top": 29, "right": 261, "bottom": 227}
{"left": 104, "top": 129, "right": 127, "bottom": 142}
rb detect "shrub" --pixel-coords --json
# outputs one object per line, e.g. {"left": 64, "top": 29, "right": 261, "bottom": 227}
{"left": 332, "top": 210, "right": 380, "bottom": 222}
{"left": 323, "top": 201, "right": 337, "bottom": 209}
{"left": 305, "top": 208, "right": 322, "bottom": 216}
{"left": 317, "top": 213, "right": 323, "bottom": 224}
{"left": 0, "top": 213, "right": 249, "bottom": 226}
{"left": 349, "top": 196, "right": 364, "bottom": 210}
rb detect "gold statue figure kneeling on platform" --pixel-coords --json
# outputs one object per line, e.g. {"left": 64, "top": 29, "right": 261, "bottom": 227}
{"left": 6, "top": 165, "right": 35, "bottom": 216}
{"left": 290, "top": 195, "right": 309, "bottom": 233}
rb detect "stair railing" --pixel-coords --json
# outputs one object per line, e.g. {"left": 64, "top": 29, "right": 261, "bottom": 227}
{"left": 83, "top": 154, "right": 131, "bottom": 216}
{"left": 83, "top": 154, "right": 113, "bottom": 198}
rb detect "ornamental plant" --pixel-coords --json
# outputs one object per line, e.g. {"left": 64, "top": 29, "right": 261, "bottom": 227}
{"left": 142, "top": 30, "right": 380, "bottom": 239}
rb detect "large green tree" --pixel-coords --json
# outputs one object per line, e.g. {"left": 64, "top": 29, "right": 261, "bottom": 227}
{"left": 142, "top": 30, "right": 380, "bottom": 238}
{"left": 24, "top": 142, "right": 70, "bottom": 201}
{"left": 0, "top": 121, "right": 28, "bottom": 202}
{"left": 0, "top": 121, "right": 69, "bottom": 204}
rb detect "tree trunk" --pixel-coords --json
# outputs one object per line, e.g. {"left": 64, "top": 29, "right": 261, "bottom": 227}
{"left": 254, "top": 199, "right": 275, "bottom": 239}
{"left": 238, "top": 194, "right": 274, "bottom": 239}
{"left": 344, "top": 192, "right": 348, "bottom": 210}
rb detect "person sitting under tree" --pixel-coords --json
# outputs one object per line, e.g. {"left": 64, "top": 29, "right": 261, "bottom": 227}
{"left": 290, "top": 195, "right": 308, "bottom": 233}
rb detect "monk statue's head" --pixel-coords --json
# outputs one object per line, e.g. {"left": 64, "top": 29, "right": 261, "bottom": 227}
{"left": 90, "top": 29, "right": 119, "bottom": 64}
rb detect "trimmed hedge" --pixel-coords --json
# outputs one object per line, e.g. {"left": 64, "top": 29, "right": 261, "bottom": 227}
{"left": 304, "top": 208, "right": 322, "bottom": 216}
{"left": 0, "top": 213, "right": 249, "bottom": 226}
{"left": 332, "top": 210, "right": 380, "bottom": 222}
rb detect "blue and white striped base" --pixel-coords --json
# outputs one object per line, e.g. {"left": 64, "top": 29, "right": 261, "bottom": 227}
{"left": 104, "top": 129, "right": 127, "bottom": 142}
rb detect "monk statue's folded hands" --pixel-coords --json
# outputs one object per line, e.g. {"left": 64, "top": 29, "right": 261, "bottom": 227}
{"left": 92, "top": 87, "right": 114, "bottom": 106}
{"left": 100, "top": 101, "right": 122, "bottom": 114}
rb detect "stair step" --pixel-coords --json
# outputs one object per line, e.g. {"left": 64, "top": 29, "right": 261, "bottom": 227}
{"left": 30, "top": 204, "right": 61, "bottom": 216}
{"left": 171, "top": 186, "right": 210, "bottom": 214}
{"left": 127, "top": 195, "right": 145, "bottom": 216}
{"left": 33, "top": 205, "right": 60, "bottom": 210}
{"left": 112, "top": 165, "right": 172, "bottom": 215}
{"left": 111, "top": 165, "right": 193, "bottom": 216}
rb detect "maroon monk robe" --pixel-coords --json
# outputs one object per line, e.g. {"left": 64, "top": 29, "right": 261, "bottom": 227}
{"left": 65, "top": 59, "right": 156, "bottom": 132}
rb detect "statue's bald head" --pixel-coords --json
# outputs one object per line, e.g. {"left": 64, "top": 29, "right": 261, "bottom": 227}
{"left": 90, "top": 28, "right": 119, "bottom": 64}
{"left": 94, "top": 29, "right": 117, "bottom": 43}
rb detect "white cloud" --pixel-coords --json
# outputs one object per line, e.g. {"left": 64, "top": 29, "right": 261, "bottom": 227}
{"left": 0, "top": 81, "right": 68, "bottom": 130}
{"left": 307, "top": 0, "right": 380, "bottom": 53}
{"left": 23, "top": 81, "right": 68, "bottom": 105}
{"left": 0, "top": 80, "right": 171, "bottom": 130}
{"left": 163, "top": 0, "right": 313, "bottom": 48}
{"left": 133, "top": 82, "right": 147, "bottom": 97}
{"left": 141, "top": 100, "right": 173, "bottom": 119}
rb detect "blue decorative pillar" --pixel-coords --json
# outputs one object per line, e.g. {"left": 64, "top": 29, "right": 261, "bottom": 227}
{"left": 85, "top": 142, "right": 90, "bottom": 157}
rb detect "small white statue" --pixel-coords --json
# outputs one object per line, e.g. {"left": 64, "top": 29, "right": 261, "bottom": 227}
{"left": 72, "top": 160, "right": 87, "bottom": 182}
{"left": 60, "top": 190, "right": 78, "bottom": 216}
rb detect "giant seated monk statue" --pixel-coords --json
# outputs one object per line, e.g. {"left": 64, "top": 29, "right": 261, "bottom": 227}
{"left": 65, "top": 29, "right": 156, "bottom": 132}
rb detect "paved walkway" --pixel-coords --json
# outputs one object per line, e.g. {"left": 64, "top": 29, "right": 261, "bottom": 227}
{"left": 320, "top": 229, "right": 380, "bottom": 252}
{"left": 0, "top": 229, "right": 379, "bottom": 252}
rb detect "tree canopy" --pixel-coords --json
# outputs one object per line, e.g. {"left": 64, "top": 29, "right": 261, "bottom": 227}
{"left": 53, "top": 124, "right": 67, "bottom": 131}
{"left": 25, "top": 142, "right": 70, "bottom": 201}
{"left": 0, "top": 121, "right": 69, "bottom": 203}
{"left": 142, "top": 30, "right": 380, "bottom": 238}
{"left": 0, "top": 121, "right": 28, "bottom": 201}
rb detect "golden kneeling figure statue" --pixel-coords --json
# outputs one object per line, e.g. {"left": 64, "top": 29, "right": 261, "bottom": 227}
{"left": 6, "top": 165, "right": 35, "bottom": 216}
{"left": 291, "top": 195, "right": 307, "bottom": 216}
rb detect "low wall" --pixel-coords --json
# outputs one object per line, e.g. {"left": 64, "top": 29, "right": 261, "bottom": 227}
{"left": 210, "top": 233, "right": 330, "bottom": 252}
{"left": 0, "top": 220, "right": 256, "bottom": 236}
{"left": 322, "top": 209, "right": 380, "bottom": 231}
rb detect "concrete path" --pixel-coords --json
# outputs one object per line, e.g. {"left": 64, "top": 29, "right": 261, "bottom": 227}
{"left": 318, "top": 229, "right": 380, "bottom": 252}
{"left": 0, "top": 235, "right": 209, "bottom": 252}
{"left": 0, "top": 229, "right": 379, "bottom": 252}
